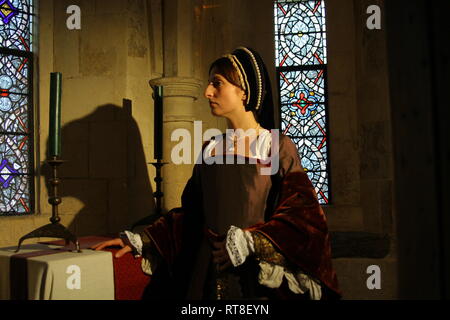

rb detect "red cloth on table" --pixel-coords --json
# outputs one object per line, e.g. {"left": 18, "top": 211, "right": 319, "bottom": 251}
{"left": 104, "top": 248, "right": 151, "bottom": 300}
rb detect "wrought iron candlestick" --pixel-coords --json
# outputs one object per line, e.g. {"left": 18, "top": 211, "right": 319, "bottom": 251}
{"left": 16, "top": 157, "right": 81, "bottom": 253}
{"left": 150, "top": 84, "right": 166, "bottom": 217}
{"left": 131, "top": 84, "right": 167, "bottom": 230}
{"left": 151, "top": 158, "right": 165, "bottom": 217}
{"left": 131, "top": 159, "right": 168, "bottom": 230}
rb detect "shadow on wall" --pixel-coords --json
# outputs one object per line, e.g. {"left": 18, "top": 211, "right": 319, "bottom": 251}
{"left": 42, "top": 102, "right": 155, "bottom": 237}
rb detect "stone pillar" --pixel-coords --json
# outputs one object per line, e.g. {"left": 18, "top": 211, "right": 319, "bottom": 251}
{"left": 148, "top": 0, "right": 202, "bottom": 212}
{"left": 149, "top": 76, "right": 202, "bottom": 211}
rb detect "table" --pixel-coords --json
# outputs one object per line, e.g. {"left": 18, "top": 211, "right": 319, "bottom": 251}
{"left": 0, "top": 236, "right": 151, "bottom": 300}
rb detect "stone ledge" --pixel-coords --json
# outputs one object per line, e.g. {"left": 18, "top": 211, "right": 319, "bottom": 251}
{"left": 332, "top": 257, "right": 398, "bottom": 299}
{"left": 330, "top": 231, "right": 390, "bottom": 259}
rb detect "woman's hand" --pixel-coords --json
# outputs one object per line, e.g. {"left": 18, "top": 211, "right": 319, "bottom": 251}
{"left": 211, "top": 239, "right": 232, "bottom": 272}
{"left": 206, "top": 229, "right": 232, "bottom": 272}
{"left": 91, "top": 238, "right": 132, "bottom": 258}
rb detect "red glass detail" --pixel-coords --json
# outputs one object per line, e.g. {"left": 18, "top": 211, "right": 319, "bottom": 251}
{"left": 283, "top": 123, "right": 292, "bottom": 135}
{"left": 20, "top": 198, "right": 30, "bottom": 213}
{"left": 312, "top": 1, "right": 321, "bottom": 14}
{"left": 293, "top": 92, "right": 314, "bottom": 115}
{"left": 280, "top": 72, "right": 291, "bottom": 85}
{"left": 17, "top": 116, "right": 28, "bottom": 133}
{"left": 277, "top": 3, "right": 287, "bottom": 16}
{"left": 18, "top": 136, "right": 28, "bottom": 150}
{"left": 18, "top": 57, "right": 28, "bottom": 73}
{"left": 314, "top": 120, "right": 326, "bottom": 136}
{"left": 319, "top": 190, "right": 328, "bottom": 204}
{"left": 20, "top": 36, "right": 29, "bottom": 52}
{"left": 313, "top": 52, "right": 324, "bottom": 65}
{"left": 280, "top": 53, "right": 288, "bottom": 67}
{"left": 318, "top": 136, "right": 326, "bottom": 150}
{"left": 314, "top": 70, "right": 324, "bottom": 84}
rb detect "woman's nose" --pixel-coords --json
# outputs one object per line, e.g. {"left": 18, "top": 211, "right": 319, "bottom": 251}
{"left": 204, "top": 83, "right": 214, "bottom": 98}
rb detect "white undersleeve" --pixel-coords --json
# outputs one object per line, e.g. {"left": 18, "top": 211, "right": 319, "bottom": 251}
{"left": 124, "top": 226, "right": 323, "bottom": 299}
{"left": 225, "top": 225, "right": 322, "bottom": 300}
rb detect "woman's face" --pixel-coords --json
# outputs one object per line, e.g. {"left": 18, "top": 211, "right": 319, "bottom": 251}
{"left": 204, "top": 68, "right": 246, "bottom": 118}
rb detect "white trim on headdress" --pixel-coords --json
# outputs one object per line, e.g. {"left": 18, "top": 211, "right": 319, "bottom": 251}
{"left": 222, "top": 47, "right": 264, "bottom": 111}
{"left": 223, "top": 53, "right": 251, "bottom": 105}
{"left": 236, "top": 47, "right": 263, "bottom": 110}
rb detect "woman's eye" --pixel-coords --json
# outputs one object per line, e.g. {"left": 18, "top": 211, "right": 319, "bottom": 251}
{"left": 212, "top": 81, "right": 222, "bottom": 87}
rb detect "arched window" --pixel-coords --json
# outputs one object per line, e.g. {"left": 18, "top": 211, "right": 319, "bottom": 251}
{"left": 0, "top": 0, "right": 34, "bottom": 215}
{"left": 274, "top": 0, "right": 330, "bottom": 204}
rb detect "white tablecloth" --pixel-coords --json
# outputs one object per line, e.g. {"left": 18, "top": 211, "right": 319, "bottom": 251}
{"left": 0, "top": 244, "right": 115, "bottom": 300}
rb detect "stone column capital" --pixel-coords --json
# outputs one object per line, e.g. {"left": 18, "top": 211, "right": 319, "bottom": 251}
{"left": 149, "top": 77, "right": 204, "bottom": 100}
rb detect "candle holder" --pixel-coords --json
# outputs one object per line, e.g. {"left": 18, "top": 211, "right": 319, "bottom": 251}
{"left": 131, "top": 159, "right": 168, "bottom": 230}
{"left": 15, "top": 157, "right": 81, "bottom": 253}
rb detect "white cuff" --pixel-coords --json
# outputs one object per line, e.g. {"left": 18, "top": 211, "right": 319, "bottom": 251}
{"left": 258, "top": 261, "right": 322, "bottom": 300}
{"left": 123, "top": 230, "right": 143, "bottom": 256}
{"left": 225, "top": 225, "right": 255, "bottom": 267}
{"left": 122, "top": 231, "right": 158, "bottom": 275}
{"left": 141, "top": 256, "right": 158, "bottom": 276}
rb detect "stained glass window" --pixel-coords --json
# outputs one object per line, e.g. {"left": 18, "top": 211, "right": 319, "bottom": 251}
{"left": 274, "top": 0, "right": 330, "bottom": 204}
{"left": 0, "top": 0, "right": 34, "bottom": 215}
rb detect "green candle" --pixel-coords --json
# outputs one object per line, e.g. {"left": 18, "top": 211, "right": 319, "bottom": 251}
{"left": 154, "top": 86, "right": 163, "bottom": 159}
{"left": 49, "top": 72, "right": 62, "bottom": 157}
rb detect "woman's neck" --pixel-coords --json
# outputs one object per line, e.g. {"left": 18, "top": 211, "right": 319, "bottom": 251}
{"left": 226, "top": 113, "right": 259, "bottom": 131}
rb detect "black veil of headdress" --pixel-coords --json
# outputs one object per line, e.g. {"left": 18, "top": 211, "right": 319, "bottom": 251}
{"left": 257, "top": 58, "right": 276, "bottom": 130}
{"left": 231, "top": 47, "right": 276, "bottom": 130}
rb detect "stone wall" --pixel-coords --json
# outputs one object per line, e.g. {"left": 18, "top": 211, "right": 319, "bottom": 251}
{"left": 325, "top": 0, "right": 397, "bottom": 299}
{"left": 2, "top": 0, "right": 157, "bottom": 245}
{"left": 385, "top": 0, "right": 450, "bottom": 299}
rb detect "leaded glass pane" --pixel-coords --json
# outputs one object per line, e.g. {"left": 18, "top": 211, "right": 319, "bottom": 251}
{"left": 0, "top": 0, "right": 33, "bottom": 216}
{"left": 0, "top": 95, "right": 28, "bottom": 133}
{"left": 291, "top": 137, "right": 329, "bottom": 204}
{"left": 281, "top": 102, "right": 326, "bottom": 137}
{"left": 0, "top": 172, "right": 31, "bottom": 214}
{"left": 0, "top": 134, "right": 30, "bottom": 173}
{"left": 290, "top": 136, "right": 327, "bottom": 171}
{"left": 275, "top": 0, "right": 327, "bottom": 66}
{"left": 275, "top": 0, "right": 330, "bottom": 204}
{"left": 306, "top": 170, "right": 328, "bottom": 204}
{"left": 0, "top": 0, "right": 33, "bottom": 51}
{"left": 279, "top": 69, "right": 325, "bottom": 104}
{"left": 0, "top": 54, "right": 29, "bottom": 94}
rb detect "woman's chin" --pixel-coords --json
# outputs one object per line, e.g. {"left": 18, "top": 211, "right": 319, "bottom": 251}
{"left": 210, "top": 109, "right": 222, "bottom": 117}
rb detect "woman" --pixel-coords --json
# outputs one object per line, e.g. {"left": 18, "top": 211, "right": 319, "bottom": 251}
{"left": 93, "top": 47, "right": 341, "bottom": 300}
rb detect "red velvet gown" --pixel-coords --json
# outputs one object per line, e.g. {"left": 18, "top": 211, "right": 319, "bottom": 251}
{"left": 141, "top": 134, "right": 341, "bottom": 299}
